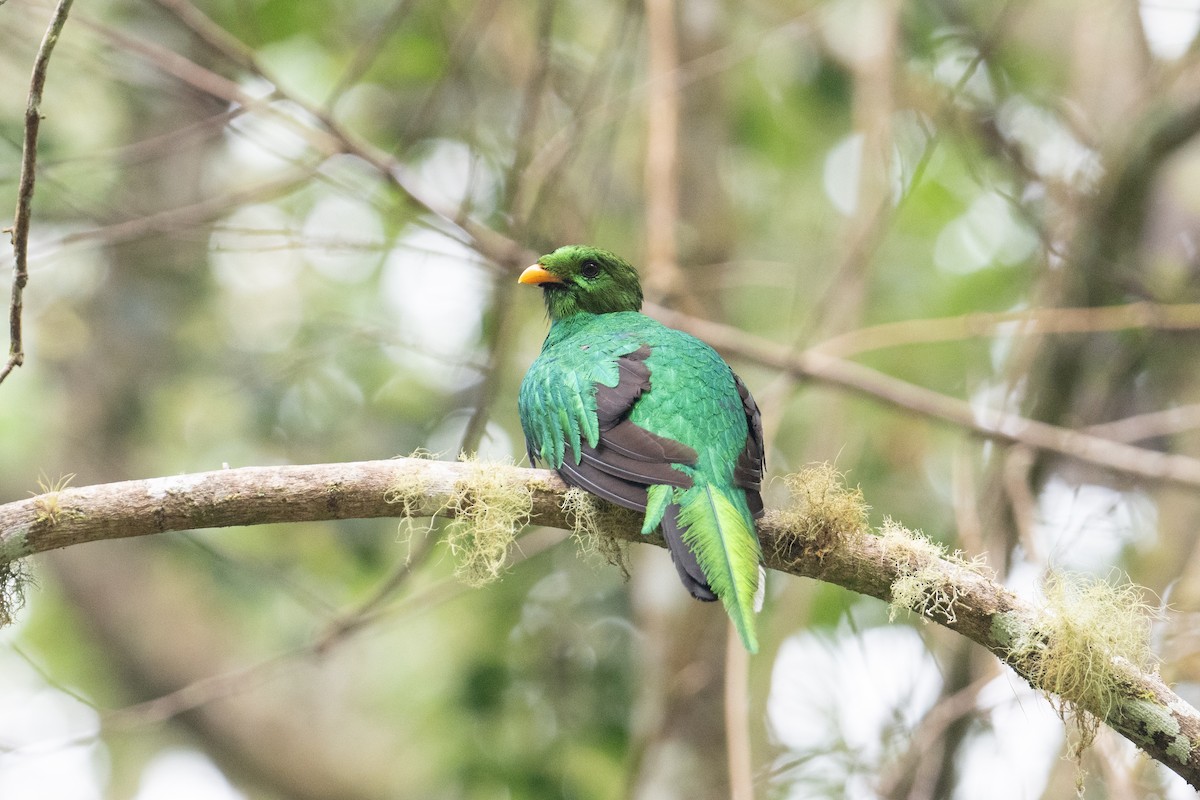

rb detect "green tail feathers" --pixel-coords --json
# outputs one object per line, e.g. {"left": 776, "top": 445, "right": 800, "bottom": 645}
{"left": 676, "top": 484, "right": 764, "bottom": 653}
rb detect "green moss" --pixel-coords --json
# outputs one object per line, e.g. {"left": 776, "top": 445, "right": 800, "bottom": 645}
{"left": 1006, "top": 572, "right": 1159, "bottom": 750}
{"left": 31, "top": 472, "right": 76, "bottom": 525}
{"left": 385, "top": 450, "right": 446, "bottom": 545}
{"left": 34, "top": 497, "right": 60, "bottom": 524}
{"left": 879, "top": 517, "right": 945, "bottom": 560}
{"left": 528, "top": 474, "right": 563, "bottom": 494}
{"left": 891, "top": 564, "right": 960, "bottom": 623}
{"left": 444, "top": 456, "right": 533, "bottom": 588}
{"left": 561, "top": 487, "right": 598, "bottom": 536}
{"left": 385, "top": 453, "right": 538, "bottom": 584}
{"left": 384, "top": 473, "right": 433, "bottom": 552}
{"left": 561, "top": 487, "right": 629, "bottom": 578}
{"left": 768, "top": 464, "right": 869, "bottom": 558}
{"left": 883, "top": 519, "right": 989, "bottom": 624}
{"left": 384, "top": 470, "right": 433, "bottom": 519}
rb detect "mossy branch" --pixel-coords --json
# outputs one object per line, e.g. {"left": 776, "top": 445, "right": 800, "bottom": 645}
{"left": 0, "top": 457, "right": 1197, "bottom": 786}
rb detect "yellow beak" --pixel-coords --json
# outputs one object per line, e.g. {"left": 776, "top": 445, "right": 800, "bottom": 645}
{"left": 518, "top": 265, "right": 564, "bottom": 285}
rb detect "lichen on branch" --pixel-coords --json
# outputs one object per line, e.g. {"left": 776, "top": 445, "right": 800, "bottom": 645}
{"left": 1002, "top": 572, "right": 1162, "bottom": 753}
{"left": 0, "top": 559, "right": 31, "bottom": 627}
{"left": 766, "top": 463, "right": 869, "bottom": 559}
{"left": 442, "top": 456, "right": 532, "bottom": 587}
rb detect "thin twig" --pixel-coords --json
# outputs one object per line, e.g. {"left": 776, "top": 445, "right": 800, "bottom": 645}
{"left": 1086, "top": 402, "right": 1200, "bottom": 444}
{"left": 102, "top": 527, "right": 565, "bottom": 730}
{"left": 312, "top": 532, "right": 437, "bottom": 651}
{"left": 813, "top": 302, "right": 1200, "bottom": 358}
{"left": 3, "top": 0, "right": 76, "bottom": 386}
{"left": 103, "top": 650, "right": 301, "bottom": 729}
{"left": 101, "top": 1, "right": 531, "bottom": 268}
{"left": 326, "top": 0, "right": 418, "bottom": 103}
{"left": 147, "top": 0, "right": 262, "bottom": 74}
{"left": 501, "top": 0, "right": 556, "bottom": 224}
{"left": 806, "top": 0, "right": 899, "bottom": 341}
{"left": 876, "top": 663, "right": 999, "bottom": 797}
{"left": 1003, "top": 445, "right": 1041, "bottom": 560}
{"left": 402, "top": 0, "right": 504, "bottom": 141}
{"left": 520, "top": 0, "right": 640, "bottom": 228}
{"left": 40, "top": 107, "right": 243, "bottom": 169}
{"left": 57, "top": 168, "right": 317, "bottom": 249}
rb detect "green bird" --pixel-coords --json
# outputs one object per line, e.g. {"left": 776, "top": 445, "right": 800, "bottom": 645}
{"left": 517, "top": 245, "right": 766, "bottom": 652}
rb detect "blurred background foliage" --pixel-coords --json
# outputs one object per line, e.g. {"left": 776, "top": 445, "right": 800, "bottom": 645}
{"left": 3, "top": 0, "right": 1200, "bottom": 797}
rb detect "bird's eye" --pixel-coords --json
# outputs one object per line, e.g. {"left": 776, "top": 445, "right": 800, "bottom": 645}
{"left": 580, "top": 260, "right": 601, "bottom": 279}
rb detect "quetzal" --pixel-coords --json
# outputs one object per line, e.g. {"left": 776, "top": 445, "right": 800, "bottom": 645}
{"left": 517, "top": 245, "right": 766, "bottom": 652}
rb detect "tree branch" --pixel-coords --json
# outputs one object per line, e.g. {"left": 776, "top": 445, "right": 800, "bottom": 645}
{"left": 3, "top": 0, "right": 76, "bottom": 386}
{"left": 1, "top": 457, "right": 1197, "bottom": 786}
{"left": 812, "top": 302, "right": 1200, "bottom": 359}
{"left": 648, "top": 303, "right": 1200, "bottom": 490}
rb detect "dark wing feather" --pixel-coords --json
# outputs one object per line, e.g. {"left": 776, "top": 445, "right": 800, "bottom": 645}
{"left": 594, "top": 351, "right": 650, "bottom": 429}
{"left": 557, "top": 458, "right": 649, "bottom": 511}
{"left": 731, "top": 372, "right": 766, "bottom": 518}
{"left": 554, "top": 344, "right": 696, "bottom": 510}
{"left": 600, "top": 417, "right": 697, "bottom": 464}
{"left": 580, "top": 445, "right": 691, "bottom": 488}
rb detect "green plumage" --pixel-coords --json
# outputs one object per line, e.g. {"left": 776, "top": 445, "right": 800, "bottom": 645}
{"left": 517, "top": 245, "right": 765, "bottom": 652}
{"left": 675, "top": 485, "right": 762, "bottom": 652}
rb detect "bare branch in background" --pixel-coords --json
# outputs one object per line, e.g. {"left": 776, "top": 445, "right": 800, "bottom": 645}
{"left": 642, "top": 0, "right": 690, "bottom": 305}
{"left": 724, "top": 630, "right": 754, "bottom": 800}
{"left": 57, "top": 168, "right": 317, "bottom": 249}
{"left": 460, "top": 0, "right": 556, "bottom": 455}
{"left": 101, "top": 529, "right": 557, "bottom": 731}
{"left": 327, "top": 0, "right": 418, "bottom": 102}
{"left": 3, "top": 0, "right": 76, "bottom": 386}
{"left": 811, "top": 0, "right": 899, "bottom": 341}
{"left": 109, "top": 0, "right": 535, "bottom": 269}
{"left": 813, "top": 302, "right": 1200, "bottom": 358}
{"left": 650, "top": 302, "right": 1200, "bottom": 490}
{"left": 402, "top": 0, "right": 504, "bottom": 141}
{"left": 312, "top": 533, "right": 438, "bottom": 651}
{"left": 1085, "top": 402, "right": 1200, "bottom": 444}
{"left": 521, "top": 0, "right": 641, "bottom": 230}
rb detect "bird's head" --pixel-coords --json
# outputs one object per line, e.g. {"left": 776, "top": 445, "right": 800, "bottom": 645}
{"left": 518, "top": 245, "right": 643, "bottom": 320}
